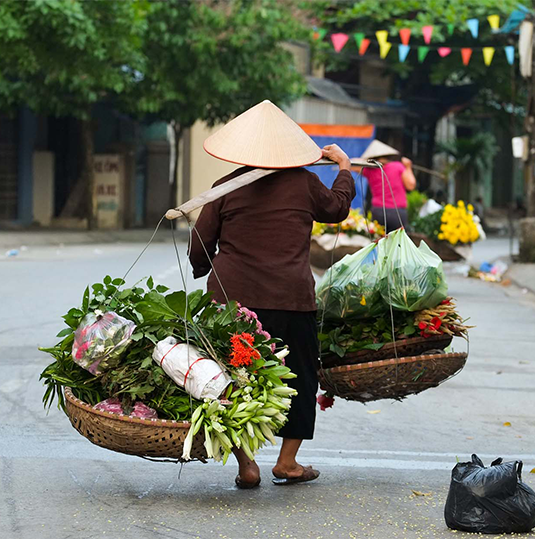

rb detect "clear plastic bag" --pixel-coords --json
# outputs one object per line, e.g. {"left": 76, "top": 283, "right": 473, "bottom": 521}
{"left": 377, "top": 228, "right": 448, "bottom": 311}
{"left": 72, "top": 311, "right": 136, "bottom": 375}
{"left": 445, "top": 454, "right": 535, "bottom": 534}
{"left": 316, "top": 242, "right": 387, "bottom": 322}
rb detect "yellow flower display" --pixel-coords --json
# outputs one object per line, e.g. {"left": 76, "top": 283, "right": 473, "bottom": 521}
{"left": 439, "top": 200, "right": 480, "bottom": 245}
{"left": 312, "top": 208, "right": 385, "bottom": 240}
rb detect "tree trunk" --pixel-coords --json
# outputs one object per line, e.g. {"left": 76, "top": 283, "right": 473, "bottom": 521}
{"left": 169, "top": 122, "right": 183, "bottom": 210}
{"left": 59, "top": 115, "right": 95, "bottom": 228}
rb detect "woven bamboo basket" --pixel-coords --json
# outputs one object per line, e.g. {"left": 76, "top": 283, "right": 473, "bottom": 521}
{"left": 320, "top": 334, "right": 453, "bottom": 368}
{"left": 64, "top": 388, "right": 208, "bottom": 462}
{"left": 318, "top": 352, "right": 467, "bottom": 403}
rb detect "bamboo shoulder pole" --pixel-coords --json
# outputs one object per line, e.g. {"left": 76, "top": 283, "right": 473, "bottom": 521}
{"left": 165, "top": 158, "right": 379, "bottom": 220}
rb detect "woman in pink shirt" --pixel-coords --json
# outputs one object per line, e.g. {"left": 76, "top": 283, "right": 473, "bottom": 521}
{"left": 355, "top": 140, "right": 416, "bottom": 232}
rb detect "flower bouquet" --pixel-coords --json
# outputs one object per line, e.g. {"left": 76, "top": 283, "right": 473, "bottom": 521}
{"left": 310, "top": 209, "right": 385, "bottom": 270}
{"left": 40, "top": 276, "right": 296, "bottom": 463}
{"left": 410, "top": 200, "right": 485, "bottom": 261}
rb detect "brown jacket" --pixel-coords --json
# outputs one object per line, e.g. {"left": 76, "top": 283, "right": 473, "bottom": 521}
{"left": 189, "top": 166, "right": 355, "bottom": 311}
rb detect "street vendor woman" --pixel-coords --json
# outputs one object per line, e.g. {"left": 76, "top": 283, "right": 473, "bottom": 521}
{"left": 189, "top": 100, "right": 355, "bottom": 488}
{"left": 353, "top": 140, "right": 416, "bottom": 232}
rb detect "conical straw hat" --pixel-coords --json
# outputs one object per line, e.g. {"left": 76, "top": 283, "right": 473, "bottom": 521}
{"left": 204, "top": 100, "right": 322, "bottom": 169}
{"left": 360, "top": 140, "right": 400, "bottom": 160}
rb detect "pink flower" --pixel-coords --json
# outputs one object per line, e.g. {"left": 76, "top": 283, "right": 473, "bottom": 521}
{"left": 317, "top": 393, "right": 335, "bottom": 411}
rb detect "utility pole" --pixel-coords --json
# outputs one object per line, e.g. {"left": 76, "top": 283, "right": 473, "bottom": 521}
{"left": 524, "top": 10, "right": 535, "bottom": 217}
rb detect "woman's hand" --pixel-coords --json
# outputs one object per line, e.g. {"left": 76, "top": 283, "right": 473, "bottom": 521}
{"left": 322, "top": 144, "right": 351, "bottom": 171}
{"left": 401, "top": 156, "right": 413, "bottom": 169}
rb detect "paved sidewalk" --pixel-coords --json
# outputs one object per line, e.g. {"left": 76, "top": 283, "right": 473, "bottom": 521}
{"left": 0, "top": 226, "right": 189, "bottom": 250}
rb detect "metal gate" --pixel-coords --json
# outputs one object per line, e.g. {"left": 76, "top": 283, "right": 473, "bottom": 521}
{"left": 0, "top": 115, "right": 18, "bottom": 220}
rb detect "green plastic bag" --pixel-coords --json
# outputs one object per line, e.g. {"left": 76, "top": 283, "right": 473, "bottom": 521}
{"left": 377, "top": 228, "right": 448, "bottom": 311}
{"left": 316, "top": 242, "right": 387, "bottom": 322}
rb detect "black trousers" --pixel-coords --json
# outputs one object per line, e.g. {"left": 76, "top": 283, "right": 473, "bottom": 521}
{"left": 254, "top": 309, "right": 318, "bottom": 440}
{"left": 371, "top": 206, "right": 409, "bottom": 233}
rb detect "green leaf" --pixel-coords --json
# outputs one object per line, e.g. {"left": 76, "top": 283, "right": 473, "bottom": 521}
{"left": 360, "top": 343, "right": 385, "bottom": 351}
{"left": 156, "top": 284, "right": 169, "bottom": 293}
{"left": 131, "top": 332, "right": 143, "bottom": 341}
{"left": 56, "top": 328, "right": 74, "bottom": 338}
{"left": 82, "top": 286, "right": 90, "bottom": 312}
{"left": 329, "top": 343, "right": 346, "bottom": 358}
{"left": 112, "top": 278, "right": 125, "bottom": 286}
{"left": 136, "top": 291, "right": 176, "bottom": 321}
{"left": 165, "top": 291, "right": 188, "bottom": 318}
{"left": 147, "top": 276, "right": 154, "bottom": 289}
{"left": 104, "top": 275, "right": 112, "bottom": 285}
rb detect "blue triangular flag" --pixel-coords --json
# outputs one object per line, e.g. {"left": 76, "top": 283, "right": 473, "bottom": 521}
{"left": 505, "top": 45, "right": 515, "bottom": 65}
{"left": 398, "top": 44, "right": 410, "bottom": 62}
{"left": 467, "top": 18, "right": 479, "bottom": 38}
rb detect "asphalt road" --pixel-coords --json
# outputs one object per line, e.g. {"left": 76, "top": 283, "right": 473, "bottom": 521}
{"left": 1, "top": 239, "right": 535, "bottom": 539}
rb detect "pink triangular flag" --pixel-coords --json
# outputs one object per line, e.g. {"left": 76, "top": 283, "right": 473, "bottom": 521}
{"left": 399, "top": 28, "right": 411, "bottom": 46}
{"left": 422, "top": 25, "right": 434, "bottom": 44}
{"left": 359, "top": 38, "right": 371, "bottom": 56}
{"left": 461, "top": 48, "right": 472, "bottom": 66}
{"left": 331, "top": 33, "right": 349, "bottom": 53}
{"left": 438, "top": 47, "right": 451, "bottom": 58}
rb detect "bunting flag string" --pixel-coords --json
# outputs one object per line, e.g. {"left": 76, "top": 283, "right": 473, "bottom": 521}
{"left": 318, "top": 11, "right": 516, "bottom": 67}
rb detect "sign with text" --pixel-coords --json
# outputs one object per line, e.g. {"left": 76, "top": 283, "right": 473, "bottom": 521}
{"left": 93, "top": 154, "right": 123, "bottom": 229}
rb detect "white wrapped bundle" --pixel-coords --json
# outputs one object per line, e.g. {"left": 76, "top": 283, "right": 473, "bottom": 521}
{"left": 152, "top": 336, "right": 231, "bottom": 400}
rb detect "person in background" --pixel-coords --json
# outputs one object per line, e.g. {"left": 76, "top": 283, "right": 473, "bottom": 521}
{"left": 189, "top": 100, "right": 355, "bottom": 489}
{"left": 352, "top": 140, "right": 416, "bottom": 232}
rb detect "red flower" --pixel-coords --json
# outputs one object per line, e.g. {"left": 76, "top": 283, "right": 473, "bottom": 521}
{"left": 431, "top": 317, "right": 442, "bottom": 331}
{"left": 418, "top": 322, "right": 427, "bottom": 330}
{"left": 229, "top": 332, "right": 260, "bottom": 368}
{"left": 317, "top": 393, "right": 335, "bottom": 411}
{"left": 440, "top": 299, "right": 451, "bottom": 305}
{"left": 75, "top": 342, "right": 90, "bottom": 360}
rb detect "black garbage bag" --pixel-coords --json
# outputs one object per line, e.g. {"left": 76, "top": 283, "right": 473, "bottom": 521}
{"left": 445, "top": 454, "right": 535, "bottom": 534}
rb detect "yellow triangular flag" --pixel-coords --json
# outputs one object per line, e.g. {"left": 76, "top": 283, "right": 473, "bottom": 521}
{"left": 483, "top": 47, "right": 495, "bottom": 66}
{"left": 376, "top": 30, "right": 389, "bottom": 45}
{"left": 379, "top": 41, "right": 392, "bottom": 59}
{"left": 487, "top": 15, "right": 500, "bottom": 30}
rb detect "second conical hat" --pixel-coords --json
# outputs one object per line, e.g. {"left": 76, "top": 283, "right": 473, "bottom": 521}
{"left": 360, "top": 140, "right": 400, "bottom": 160}
{"left": 203, "top": 100, "right": 322, "bottom": 169}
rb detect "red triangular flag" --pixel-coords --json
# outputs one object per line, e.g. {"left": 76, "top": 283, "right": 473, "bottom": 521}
{"left": 438, "top": 47, "right": 452, "bottom": 58}
{"left": 331, "top": 33, "right": 349, "bottom": 53}
{"left": 461, "top": 48, "right": 473, "bottom": 66}
{"left": 359, "top": 38, "right": 371, "bottom": 56}
{"left": 399, "top": 28, "right": 411, "bottom": 46}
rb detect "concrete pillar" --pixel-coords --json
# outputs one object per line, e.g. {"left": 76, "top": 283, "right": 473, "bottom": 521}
{"left": 519, "top": 217, "right": 535, "bottom": 262}
{"left": 145, "top": 140, "right": 171, "bottom": 226}
{"left": 32, "top": 151, "right": 55, "bottom": 226}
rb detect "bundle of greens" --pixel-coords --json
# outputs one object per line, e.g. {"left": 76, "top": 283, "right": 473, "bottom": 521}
{"left": 40, "top": 276, "right": 297, "bottom": 463}
{"left": 316, "top": 243, "right": 387, "bottom": 323}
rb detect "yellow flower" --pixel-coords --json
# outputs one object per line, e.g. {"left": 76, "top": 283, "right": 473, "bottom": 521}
{"left": 360, "top": 295, "right": 367, "bottom": 306}
{"left": 438, "top": 233, "right": 445, "bottom": 240}
{"left": 467, "top": 204, "right": 474, "bottom": 212}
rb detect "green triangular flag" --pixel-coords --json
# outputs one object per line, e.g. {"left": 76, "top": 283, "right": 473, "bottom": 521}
{"left": 447, "top": 23, "right": 455, "bottom": 35}
{"left": 418, "top": 46, "right": 430, "bottom": 63}
{"left": 354, "top": 32, "right": 365, "bottom": 48}
{"left": 312, "top": 28, "right": 327, "bottom": 41}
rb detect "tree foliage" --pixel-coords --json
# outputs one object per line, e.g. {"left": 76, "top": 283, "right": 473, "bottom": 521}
{"left": 0, "top": 0, "right": 148, "bottom": 118}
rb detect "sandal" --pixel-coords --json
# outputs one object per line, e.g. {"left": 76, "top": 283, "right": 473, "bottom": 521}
{"left": 272, "top": 465, "right": 320, "bottom": 486}
{"left": 235, "top": 475, "right": 261, "bottom": 489}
